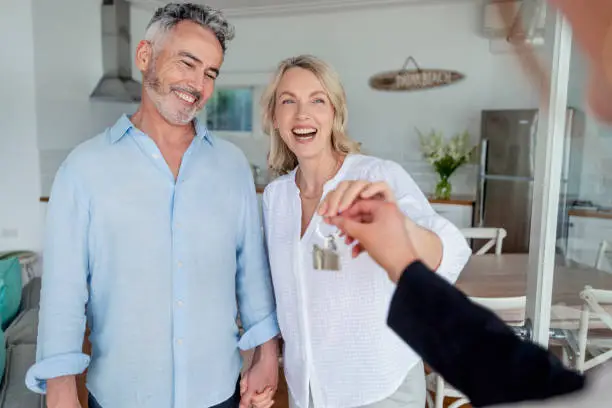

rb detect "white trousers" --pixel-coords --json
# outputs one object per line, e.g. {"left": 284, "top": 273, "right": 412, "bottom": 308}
{"left": 289, "top": 360, "right": 426, "bottom": 408}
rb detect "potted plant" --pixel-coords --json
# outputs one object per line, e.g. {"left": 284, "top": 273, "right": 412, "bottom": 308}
{"left": 418, "top": 128, "right": 476, "bottom": 200}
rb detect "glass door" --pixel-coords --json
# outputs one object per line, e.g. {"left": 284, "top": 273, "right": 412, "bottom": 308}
{"left": 545, "top": 29, "right": 612, "bottom": 369}
{"left": 521, "top": 2, "right": 574, "bottom": 347}
{"left": 526, "top": 2, "right": 612, "bottom": 372}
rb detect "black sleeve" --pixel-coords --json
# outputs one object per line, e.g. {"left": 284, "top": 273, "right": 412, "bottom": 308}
{"left": 387, "top": 261, "right": 585, "bottom": 407}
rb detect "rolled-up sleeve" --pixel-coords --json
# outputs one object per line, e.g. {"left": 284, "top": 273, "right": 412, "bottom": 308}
{"left": 376, "top": 160, "right": 471, "bottom": 284}
{"left": 25, "top": 162, "right": 91, "bottom": 393}
{"left": 235, "top": 166, "right": 280, "bottom": 350}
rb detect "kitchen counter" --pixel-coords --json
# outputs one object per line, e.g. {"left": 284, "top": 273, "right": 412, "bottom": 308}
{"left": 427, "top": 195, "right": 475, "bottom": 206}
{"left": 568, "top": 209, "right": 612, "bottom": 220}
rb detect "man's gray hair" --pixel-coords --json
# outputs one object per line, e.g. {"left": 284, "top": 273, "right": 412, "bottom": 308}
{"left": 145, "top": 3, "right": 235, "bottom": 53}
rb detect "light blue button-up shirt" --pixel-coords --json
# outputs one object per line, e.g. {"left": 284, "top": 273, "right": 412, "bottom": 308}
{"left": 26, "top": 115, "right": 279, "bottom": 408}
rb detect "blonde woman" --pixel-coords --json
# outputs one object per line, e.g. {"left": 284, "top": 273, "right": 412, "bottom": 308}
{"left": 257, "top": 55, "right": 471, "bottom": 408}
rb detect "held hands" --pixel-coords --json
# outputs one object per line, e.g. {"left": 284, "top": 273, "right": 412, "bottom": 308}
{"left": 239, "top": 347, "right": 278, "bottom": 408}
{"left": 46, "top": 376, "right": 82, "bottom": 408}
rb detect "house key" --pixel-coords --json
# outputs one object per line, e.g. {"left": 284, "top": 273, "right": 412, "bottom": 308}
{"left": 313, "top": 232, "right": 341, "bottom": 271}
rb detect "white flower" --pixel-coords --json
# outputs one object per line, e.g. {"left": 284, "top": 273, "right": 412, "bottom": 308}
{"left": 417, "top": 128, "right": 476, "bottom": 177}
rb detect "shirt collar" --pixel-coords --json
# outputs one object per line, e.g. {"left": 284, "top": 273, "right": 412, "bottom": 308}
{"left": 108, "top": 114, "right": 134, "bottom": 143}
{"left": 109, "top": 114, "right": 214, "bottom": 146}
{"left": 193, "top": 116, "right": 214, "bottom": 145}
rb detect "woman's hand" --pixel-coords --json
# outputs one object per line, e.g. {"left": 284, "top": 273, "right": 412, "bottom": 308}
{"left": 320, "top": 180, "right": 443, "bottom": 270}
{"left": 239, "top": 382, "right": 275, "bottom": 408}
{"left": 318, "top": 180, "right": 395, "bottom": 217}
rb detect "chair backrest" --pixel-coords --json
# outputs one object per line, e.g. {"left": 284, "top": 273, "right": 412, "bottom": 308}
{"left": 471, "top": 296, "right": 527, "bottom": 310}
{"left": 471, "top": 296, "right": 527, "bottom": 326}
{"left": 461, "top": 227, "right": 508, "bottom": 255}
{"left": 576, "top": 286, "right": 612, "bottom": 372}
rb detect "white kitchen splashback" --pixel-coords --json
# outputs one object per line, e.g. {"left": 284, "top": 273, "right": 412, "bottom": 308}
{"left": 578, "top": 126, "right": 612, "bottom": 207}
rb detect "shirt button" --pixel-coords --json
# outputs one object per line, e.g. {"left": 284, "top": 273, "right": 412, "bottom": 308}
{"left": 152, "top": 153, "right": 160, "bottom": 159}
{"left": 176, "top": 339, "right": 183, "bottom": 346}
{"left": 177, "top": 261, "right": 183, "bottom": 268}
{"left": 177, "top": 300, "right": 184, "bottom": 307}
{"left": 175, "top": 222, "right": 182, "bottom": 228}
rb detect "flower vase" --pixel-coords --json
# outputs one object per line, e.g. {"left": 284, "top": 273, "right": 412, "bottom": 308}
{"left": 435, "top": 176, "right": 452, "bottom": 200}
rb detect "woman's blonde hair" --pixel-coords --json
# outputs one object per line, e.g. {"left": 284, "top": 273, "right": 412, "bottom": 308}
{"left": 261, "top": 54, "right": 361, "bottom": 176}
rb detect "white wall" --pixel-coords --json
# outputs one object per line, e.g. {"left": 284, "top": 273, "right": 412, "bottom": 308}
{"left": 34, "top": 0, "right": 139, "bottom": 196}
{"left": 132, "top": 1, "right": 541, "bottom": 195}
{"left": 0, "top": 0, "right": 42, "bottom": 252}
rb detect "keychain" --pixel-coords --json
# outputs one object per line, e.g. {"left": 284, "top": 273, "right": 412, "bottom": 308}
{"left": 312, "top": 225, "right": 342, "bottom": 271}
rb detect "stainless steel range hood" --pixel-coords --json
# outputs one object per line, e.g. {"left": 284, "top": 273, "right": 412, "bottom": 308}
{"left": 90, "top": 0, "right": 142, "bottom": 103}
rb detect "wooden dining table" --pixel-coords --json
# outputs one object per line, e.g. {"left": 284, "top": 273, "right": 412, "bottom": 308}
{"left": 455, "top": 253, "right": 612, "bottom": 307}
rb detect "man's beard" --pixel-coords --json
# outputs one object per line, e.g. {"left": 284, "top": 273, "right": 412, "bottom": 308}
{"left": 143, "top": 64, "right": 202, "bottom": 126}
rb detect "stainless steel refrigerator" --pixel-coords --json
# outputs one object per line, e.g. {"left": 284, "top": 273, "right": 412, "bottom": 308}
{"left": 474, "top": 108, "right": 584, "bottom": 254}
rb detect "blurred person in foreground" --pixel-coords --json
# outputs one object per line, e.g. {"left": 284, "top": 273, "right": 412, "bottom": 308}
{"left": 318, "top": 188, "right": 612, "bottom": 407}
{"left": 501, "top": 0, "right": 612, "bottom": 124}
{"left": 549, "top": 0, "right": 612, "bottom": 123}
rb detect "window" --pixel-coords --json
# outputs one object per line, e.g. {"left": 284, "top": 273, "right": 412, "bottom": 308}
{"left": 204, "top": 87, "right": 254, "bottom": 133}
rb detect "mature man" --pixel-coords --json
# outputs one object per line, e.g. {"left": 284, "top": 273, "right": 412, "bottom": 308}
{"left": 26, "top": 3, "right": 279, "bottom": 408}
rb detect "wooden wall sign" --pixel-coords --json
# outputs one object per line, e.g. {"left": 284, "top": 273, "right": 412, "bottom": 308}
{"left": 369, "top": 56, "right": 465, "bottom": 91}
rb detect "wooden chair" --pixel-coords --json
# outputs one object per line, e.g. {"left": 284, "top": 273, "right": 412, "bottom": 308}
{"left": 576, "top": 286, "right": 612, "bottom": 372}
{"left": 460, "top": 228, "right": 507, "bottom": 255}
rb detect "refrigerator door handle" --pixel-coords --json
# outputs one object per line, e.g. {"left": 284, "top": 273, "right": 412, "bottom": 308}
{"left": 477, "top": 139, "right": 488, "bottom": 227}
{"left": 483, "top": 174, "right": 534, "bottom": 182}
{"left": 530, "top": 111, "right": 539, "bottom": 175}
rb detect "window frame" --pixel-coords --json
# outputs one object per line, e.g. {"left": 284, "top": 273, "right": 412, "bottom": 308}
{"left": 201, "top": 70, "right": 272, "bottom": 139}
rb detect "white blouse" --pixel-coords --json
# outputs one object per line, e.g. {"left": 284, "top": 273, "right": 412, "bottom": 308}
{"left": 263, "top": 154, "right": 471, "bottom": 408}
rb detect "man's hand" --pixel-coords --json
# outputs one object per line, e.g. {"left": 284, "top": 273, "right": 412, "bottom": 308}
{"left": 46, "top": 376, "right": 81, "bottom": 408}
{"left": 239, "top": 341, "right": 279, "bottom": 408}
{"left": 326, "top": 199, "right": 418, "bottom": 282}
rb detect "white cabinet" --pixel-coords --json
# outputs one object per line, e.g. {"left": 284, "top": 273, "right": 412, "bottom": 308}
{"left": 430, "top": 203, "right": 473, "bottom": 229}
{"left": 567, "top": 215, "right": 612, "bottom": 272}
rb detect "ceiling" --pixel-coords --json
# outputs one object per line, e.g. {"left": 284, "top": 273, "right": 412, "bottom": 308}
{"left": 126, "top": 0, "right": 476, "bottom": 17}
